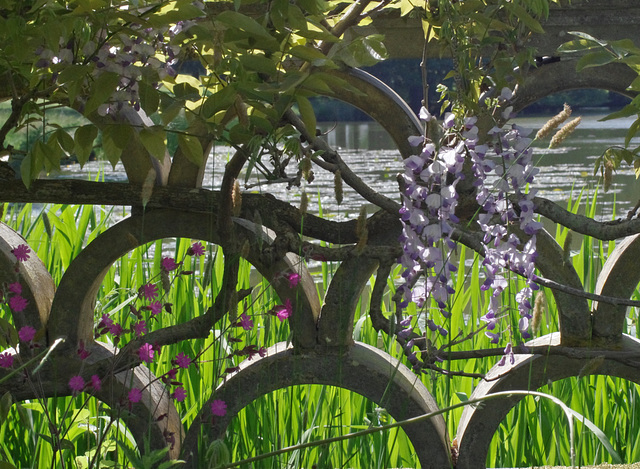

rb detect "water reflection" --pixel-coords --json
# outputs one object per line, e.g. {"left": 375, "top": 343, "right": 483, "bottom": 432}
{"left": 53, "top": 114, "right": 640, "bottom": 222}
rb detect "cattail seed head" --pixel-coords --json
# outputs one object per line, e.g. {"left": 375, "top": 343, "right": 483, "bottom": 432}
{"left": 232, "top": 179, "right": 242, "bottom": 216}
{"left": 300, "top": 157, "right": 313, "bottom": 183}
{"left": 299, "top": 191, "right": 308, "bottom": 215}
{"left": 536, "top": 103, "right": 571, "bottom": 140}
{"left": 531, "top": 293, "right": 547, "bottom": 334}
{"left": 604, "top": 160, "right": 614, "bottom": 192}
{"left": 549, "top": 116, "right": 581, "bottom": 149}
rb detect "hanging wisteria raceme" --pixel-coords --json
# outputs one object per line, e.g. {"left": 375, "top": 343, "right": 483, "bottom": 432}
{"left": 400, "top": 89, "right": 542, "bottom": 358}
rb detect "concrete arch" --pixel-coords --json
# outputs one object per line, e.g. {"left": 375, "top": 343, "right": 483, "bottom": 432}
{"left": 180, "top": 341, "right": 452, "bottom": 468}
{"left": 47, "top": 209, "right": 320, "bottom": 350}
{"left": 0, "top": 223, "right": 54, "bottom": 333}
{"left": 512, "top": 60, "right": 637, "bottom": 113}
{"left": 456, "top": 333, "right": 640, "bottom": 469}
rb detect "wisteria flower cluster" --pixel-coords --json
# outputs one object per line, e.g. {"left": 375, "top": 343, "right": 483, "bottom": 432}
{"left": 34, "top": 2, "right": 206, "bottom": 116}
{"left": 399, "top": 89, "right": 541, "bottom": 363}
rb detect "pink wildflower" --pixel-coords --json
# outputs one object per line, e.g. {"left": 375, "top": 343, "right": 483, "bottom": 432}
{"left": 238, "top": 313, "right": 253, "bottom": 331}
{"left": 8, "top": 282, "right": 22, "bottom": 295}
{"left": 90, "top": 374, "right": 101, "bottom": 391}
{"left": 172, "top": 386, "right": 186, "bottom": 402}
{"left": 275, "top": 298, "right": 293, "bottom": 322}
{"left": 11, "top": 244, "right": 30, "bottom": 262}
{"left": 18, "top": 326, "right": 36, "bottom": 342}
{"left": 286, "top": 272, "right": 301, "bottom": 288}
{"left": 161, "top": 257, "right": 178, "bottom": 272}
{"left": 8, "top": 295, "right": 28, "bottom": 312}
{"left": 98, "top": 313, "right": 113, "bottom": 330}
{"left": 133, "top": 320, "right": 147, "bottom": 337}
{"left": 174, "top": 352, "right": 191, "bottom": 369}
{"left": 0, "top": 352, "right": 13, "bottom": 368}
{"left": 140, "top": 283, "right": 158, "bottom": 301}
{"left": 188, "top": 242, "right": 205, "bottom": 256}
{"left": 107, "top": 322, "right": 124, "bottom": 337}
{"left": 69, "top": 375, "right": 85, "bottom": 393}
{"left": 138, "top": 343, "right": 154, "bottom": 363}
{"left": 210, "top": 399, "right": 227, "bottom": 417}
{"left": 149, "top": 301, "right": 162, "bottom": 316}
{"left": 128, "top": 388, "right": 142, "bottom": 404}
{"left": 77, "top": 340, "right": 91, "bottom": 360}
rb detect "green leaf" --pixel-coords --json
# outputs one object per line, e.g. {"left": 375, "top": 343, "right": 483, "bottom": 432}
{"left": 173, "top": 82, "right": 201, "bottom": 102}
{"left": 102, "top": 124, "right": 132, "bottom": 168}
{"left": 296, "top": 95, "right": 316, "bottom": 136}
{"left": 504, "top": 3, "right": 544, "bottom": 34}
{"left": 567, "top": 31, "right": 608, "bottom": 47}
{"left": 202, "top": 85, "right": 237, "bottom": 119}
{"left": 84, "top": 72, "right": 120, "bottom": 116}
{"left": 610, "top": 38, "right": 640, "bottom": 56}
{"left": 139, "top": 126, "right": 167, "bottom": 160}
{"left": 216, "top": 10, "right": 272, "bottom": 40}
{"left": 634, "top": 159, "right": 640, "bottom": 179}
{"left": 332, "top": 35, "right": 388, "bottom": 68}
{"left": 177, "top": 133, "right": 204, "bottom": 166}
{"left": 455, "top": 392, "right": 469, "bottom": 402}
{"left": 557, "top": 39, "right": 604, "bottom": 54}
{"left": 53, "top": 128, "right": 75, "bottom": 154}
{"left": 139, "top": 81, "right": 160, "bottom": 115}
{"left": 238, "top": 54, "right": 278, "bottom": 76}
{"left": 576, "top": 50, "right": 616, "bottom": 71}
{"left": 626, "top": 118, "right": 640, "bottom": 148}
{"left": 0, "top": 392, "right": 12, "bottom": 425}
{"left": 0, "top": 318, "right": 17, "bottom": 349}
{"left": 599, "top": 103, "right": 638, "bottom": 121}
{"left": 73, "top": 124, "right": 98, "bottom": 167}
{"left": 288, "top": 45, "right": 331, "bottom": 66}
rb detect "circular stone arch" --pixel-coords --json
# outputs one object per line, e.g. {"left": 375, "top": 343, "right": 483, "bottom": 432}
{"left": 512, "top": 60, "right": 637, "bottom": 113}
{"left": 44, "top": 209, "right": 321, "bottom": 457}
{"left": 47, "top": 209, "right": 320, "bottom": 350}
{"left": 455, "top": 332, "right": 640, "bottom": 469}
{"left": 180, "top": 341, "right": 452, "bottom": 468}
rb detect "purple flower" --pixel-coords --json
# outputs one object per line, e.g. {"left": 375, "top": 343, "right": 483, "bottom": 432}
{"left": 210, "top": 399, "right": 227, "bottom": 417}
{"left": 8, "top": 296, "right": 28, "bottom": 312}
{"left": 0, "top": 352, "right": 13, "bottom": 368}
{"left": 128, "top": 388, "right": 142, "bottom": 403}
{"left": 138, "top": 343, "right": 154, "bottom": 363}
{"left": 238, "top": 313, "right": 253, "bottom": 331}
{"left": 11, "top": 244, "right": 31, "bottom": 262}
{"left": 286, "top": 272, "right": 301, "bottom": 288}
{"left": 69, "top": 375, "right": 85, "bottom": 393}
{"left": 133, "top": 320, "right": 147, "bottom": 337}
{"left": 174, "top": 352, "right": 191, "bottom": 369}
{"left": 161, "top": 257, "right": 178, "bottom": 272}
{"left": 172, "top": 386, "right": 186, "bottom": 402}
{"left": 140, "top": 283, "right": 158, "bottom": 301}
{"left": 188, "top": 242, "right": 205, "bottom": 256}
{"left": 18, "top": 326, "right": 36, "bottom": 342}
{"left": 275, "top": 299, "right": 293, "bottom": 322}
{"left": 149, "top": 301, "right": 162, "bottom": 316}
{"left": 8, "top": 283, "right": 22, "bottom": 295}
{"left": 90, "top": 375, "right": 102, "bottom": 391}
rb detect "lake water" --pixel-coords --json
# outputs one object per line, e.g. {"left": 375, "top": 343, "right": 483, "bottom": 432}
{"left": 55, "top": 113, "right": 640, "bottom": 222}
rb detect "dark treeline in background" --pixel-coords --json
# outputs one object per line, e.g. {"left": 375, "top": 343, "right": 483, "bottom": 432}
{"left": 312, "top": 58, "right": 631, "bottom": 121}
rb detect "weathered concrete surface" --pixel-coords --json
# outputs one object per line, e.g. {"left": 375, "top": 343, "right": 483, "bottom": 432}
{"left": 181, "top": 341, "right": 452, "bottom": 469}
{"left": 357, "top": 0, "right": 640, "bottom": 60}
{"left": 593, "top": 234, "right": 640, "bottom": 345}
{"left": 0, "top": 223, "right": 54, "bottom": 333}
